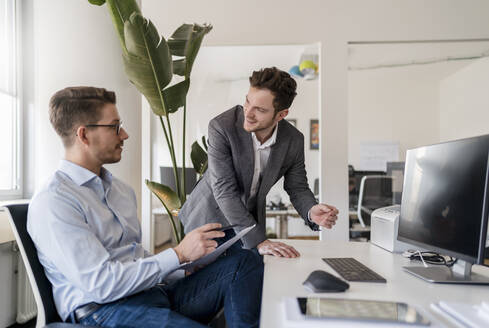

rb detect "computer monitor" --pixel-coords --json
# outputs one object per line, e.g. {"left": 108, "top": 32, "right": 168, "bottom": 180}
{"left": 398, "top": 134, "right": 489, "bottom": 284}
{"left": 160, "top": 167, "right": 197, "bottom": 195}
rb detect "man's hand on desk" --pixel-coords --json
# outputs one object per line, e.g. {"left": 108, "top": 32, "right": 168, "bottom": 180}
{"left": 257, "top": 239, "right": 300, "bottom": 258}
{"left": 310, "top": 203, "right": 338, "bottom": 229}
{"left": 173, "top": 223, "right": 225, "bottom": 263}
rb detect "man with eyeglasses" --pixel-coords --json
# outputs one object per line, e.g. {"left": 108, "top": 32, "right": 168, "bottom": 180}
{"left": 27, "top": 86, "right": 263, "bottom": 327}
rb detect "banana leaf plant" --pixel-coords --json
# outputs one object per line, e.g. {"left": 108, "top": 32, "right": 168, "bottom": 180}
{"left": 191, "top": 136, "right": 208, "bottom": 177}
{"left": 89, "top": 0, "right": 211, "bottom": 243}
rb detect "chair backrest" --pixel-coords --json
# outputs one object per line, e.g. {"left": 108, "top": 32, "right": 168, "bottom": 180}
{"left": 357, "top": 176, "right": 394, "bottom": 227}
{"left": 4, "top": 203, "right": 61, "bottom": 327}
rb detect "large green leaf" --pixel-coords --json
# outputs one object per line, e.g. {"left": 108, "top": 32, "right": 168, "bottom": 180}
{"left": 102, "top": 0, "right": 141, "bottom": 52}
{"left": 162, "top": 79, "right": 190, "bottom": 113}
{"left": 123, "top": 12, "right": 173, "bottom": 116}
{"left": 145, "top": 180, "right": 182, "bottom": 243}
{"left": 183, "top": 24, "right": 212, "bottom": 78}
{"left": 146, "top": 180, "right": 181, "bottom": 213}
{"left": 170, "top": 24, "right": 194, "bottom": 40}
{"left": 191, "top": 141, "right": 208, "bottom": 175}
{"left": 168, "top": 39, "right": 187, "bottom": 57}
{"left": 88, "top": 0, "right": 105, "bottom": 5}
{"left": 172, "top": 59, "right": 186, "bottom": 76}
{"left": 169, "top": 24, "right": 212, "bottom": 78}
{"left": 202, "top": 136, "right": 208, "bottom": 150}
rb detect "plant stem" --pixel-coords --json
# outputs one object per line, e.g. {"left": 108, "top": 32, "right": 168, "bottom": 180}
{"left": 181, "top": 102, "right": 187, "bottom": 202}
{"left": 158, "top": 117, "right": 177, "bottom": 195}
{"left": 179, "top": 221, "right": 185, "bottom": 243}
{"left": 160, "top": 115, "right": 181, "bottom": 200}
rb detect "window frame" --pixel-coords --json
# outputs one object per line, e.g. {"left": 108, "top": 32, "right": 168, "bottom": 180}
{"left": 0, "top": 0, "right": 23, "bottom": 200}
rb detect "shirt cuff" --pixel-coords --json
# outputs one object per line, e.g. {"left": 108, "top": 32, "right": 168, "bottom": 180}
{"left": 165, "top": 269, "right": 186, "bottom": 283}
{"left": 153, "top": 248, "right": 181, "bottom": 281}
{"left": 307, "top": 208, "right": 320, "bottom": 231}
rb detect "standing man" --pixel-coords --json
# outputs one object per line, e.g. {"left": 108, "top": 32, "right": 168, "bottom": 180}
{"left": 28, "top": 87, "right": 263, "bottom": 328}
{"left": 180, "top": 67, "right": 338, "bottom": 257}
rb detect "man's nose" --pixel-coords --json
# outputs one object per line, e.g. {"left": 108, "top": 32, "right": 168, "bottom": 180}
{"left": 120, "top": 127, "right": 129, "bottom": 140}
{"left": 245, "top": 107, "right": 255, "bottom": 118}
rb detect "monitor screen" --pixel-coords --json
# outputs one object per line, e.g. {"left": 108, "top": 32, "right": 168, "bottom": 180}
{"left": 398, "top": 135, "right": 489, "bottom": 263}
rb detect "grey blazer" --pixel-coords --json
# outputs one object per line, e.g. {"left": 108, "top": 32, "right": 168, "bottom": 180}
{"left": 179, "top": 105, "right": 318, "bottom": 248}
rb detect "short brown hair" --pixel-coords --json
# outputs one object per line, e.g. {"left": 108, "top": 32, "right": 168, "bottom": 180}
{"left": 249, "top": 67, "right": 297, "bottom": 113}
{"left": 49, "top": 86, "right": 116, "bottom": 147}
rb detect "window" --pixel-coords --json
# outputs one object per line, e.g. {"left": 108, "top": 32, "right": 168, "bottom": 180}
{"left": 0, "top": 0, "right": 21, "bottom": 198}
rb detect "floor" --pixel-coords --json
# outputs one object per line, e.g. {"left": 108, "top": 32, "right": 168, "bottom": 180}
{"left": 155, "top": 240, "right": 173, "bottom": 254}
{"left": 7, "top": 318, "right": 35, "bottom": 328}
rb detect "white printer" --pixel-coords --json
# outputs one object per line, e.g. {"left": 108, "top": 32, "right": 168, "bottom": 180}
{"left": 370, "top": 205, "right": 412, "bottom": 253}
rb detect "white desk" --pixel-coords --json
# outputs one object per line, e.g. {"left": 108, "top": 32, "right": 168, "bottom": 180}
{"left": 260, "top": 240, "right": 489, "bottom": 327}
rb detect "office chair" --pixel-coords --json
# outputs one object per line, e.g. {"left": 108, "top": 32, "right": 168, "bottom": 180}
{"left": 357, "top": 176, "right": 394, "bottom": 227}
{"left": 4, "top": 204, "right": 90, "bottom": 328}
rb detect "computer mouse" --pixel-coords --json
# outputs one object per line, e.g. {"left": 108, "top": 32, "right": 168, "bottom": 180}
{"left": 303, "top": 270, "right": 350, "bottom": 293}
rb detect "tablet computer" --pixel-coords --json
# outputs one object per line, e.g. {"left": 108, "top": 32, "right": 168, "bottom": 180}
{"left": 297, "top": 297, "right": 430, "bottom": 325}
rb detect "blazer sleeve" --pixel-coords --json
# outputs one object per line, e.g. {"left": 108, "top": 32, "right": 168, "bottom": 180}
{"left": 283, "top": 134, "right": 319, "bottom": 231}
{"left": 207, "top": 119, "right": 267, "bottom": 248}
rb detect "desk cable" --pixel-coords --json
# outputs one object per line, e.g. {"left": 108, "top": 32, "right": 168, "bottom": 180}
{"left": 402, "top": 250, "right": 457, "bottom": 267}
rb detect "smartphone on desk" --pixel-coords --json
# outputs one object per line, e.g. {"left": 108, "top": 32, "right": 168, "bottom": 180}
{"left": 297, "top": 297, "right": 430, "bottom": 325}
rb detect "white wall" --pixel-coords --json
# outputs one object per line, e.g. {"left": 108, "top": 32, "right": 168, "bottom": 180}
{"left": 142, "top": 0, "right": 489, "bottom": 241}
{"left": 440, "top": 57, "right": 489, "bottom": 141}
{"left": 348, "top": 60, "right": 470, "bottom": 169}
{"left": 32, "top": 0, "right": 141, "bottom": 208}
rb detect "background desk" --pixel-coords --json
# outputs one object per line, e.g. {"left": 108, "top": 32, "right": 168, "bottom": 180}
{"left": 265, "top": 209, "right": 299, "bottom": 238}
{"left": 266, "top": 208, "right": 319, "bottom": 239}
{"left": 260, "top": 240, "right": 489, "bottom": 327}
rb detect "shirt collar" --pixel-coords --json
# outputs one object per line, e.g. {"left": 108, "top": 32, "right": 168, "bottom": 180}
{"left": 251, "top": 124, "right": 278, "bottom": 150}
{"left": 58, "top": 160, "right": 113, "bottom": 186}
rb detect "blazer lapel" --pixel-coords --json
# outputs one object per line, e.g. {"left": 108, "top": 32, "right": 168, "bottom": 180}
{"left": 235, "top": 107, "right": 254, "bottom": 200}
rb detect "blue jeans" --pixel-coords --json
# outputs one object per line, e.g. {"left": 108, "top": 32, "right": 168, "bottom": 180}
{"left": 78, "top": 244, "right": 263, "bottom": 328}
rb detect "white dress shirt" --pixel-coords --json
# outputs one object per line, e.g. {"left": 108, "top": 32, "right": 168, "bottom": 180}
{"left": 250, "top": 125, "right": 314, "bottom": 222}
{"left": 249, "top": 125, "right": 278, "bottom": 198}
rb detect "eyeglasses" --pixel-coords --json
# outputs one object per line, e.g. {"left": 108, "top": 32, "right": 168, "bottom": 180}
{"left": 85, "top": 121, "right": 123, "bottom": 135}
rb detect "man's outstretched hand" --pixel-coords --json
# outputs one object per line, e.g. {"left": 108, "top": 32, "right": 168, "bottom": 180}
{"left": 310, "top": 203, "right": 338, "bottom": 229}
{"left": 257, "top": 239, "right": 300, "bottom": 258}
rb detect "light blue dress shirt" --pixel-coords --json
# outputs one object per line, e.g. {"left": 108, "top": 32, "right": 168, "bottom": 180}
{"left": 27, "top": 160, "right": 181, "bottom": 320}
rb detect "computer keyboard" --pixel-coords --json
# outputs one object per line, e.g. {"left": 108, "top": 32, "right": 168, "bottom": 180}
{"left": 322, "top": 257, "right": 386, "bottom": 283}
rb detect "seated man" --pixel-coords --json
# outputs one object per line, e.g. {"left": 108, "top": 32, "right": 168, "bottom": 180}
{"left": 27, "top": 86, "right": 263, "bottom": 328}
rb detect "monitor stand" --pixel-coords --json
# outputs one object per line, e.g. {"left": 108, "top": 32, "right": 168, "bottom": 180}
{"left": 403, "top": 260, "right": 489, "bottom": 284}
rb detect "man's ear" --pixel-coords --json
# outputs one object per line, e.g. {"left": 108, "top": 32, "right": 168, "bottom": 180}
{"left": 276, "top": 109, "right": 289, "bottom": 121}
{"left": 75, "top": 126, "right": 90, "bottom": 146}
